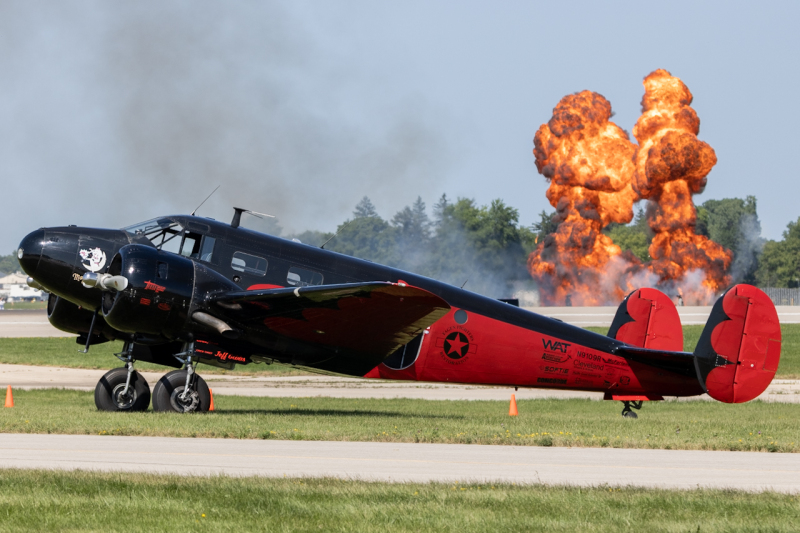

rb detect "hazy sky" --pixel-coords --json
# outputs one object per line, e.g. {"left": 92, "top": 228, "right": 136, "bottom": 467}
{"left": 1, "top": 1, "right": 797, "bottom": 253}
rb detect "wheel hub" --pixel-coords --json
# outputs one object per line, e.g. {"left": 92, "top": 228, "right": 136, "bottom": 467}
{"left": 111, "top": 383, "right": 137, "bottom": 410}
{"left": 169, "top": 387, "right": 199, "bottom": 412}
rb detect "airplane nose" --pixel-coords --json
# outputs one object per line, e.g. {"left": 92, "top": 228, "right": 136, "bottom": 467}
{"left": 17, "top": 229, "right": 45, "bottom": 277}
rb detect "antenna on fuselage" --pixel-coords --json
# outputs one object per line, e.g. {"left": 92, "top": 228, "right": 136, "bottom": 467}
{"left": 231, "top": 207, "right": 276, "bottom": 229}
{"left": 191, "top": 185, "right": 221, "bottom": 216}
{"left": 320, "top": 218, "right": 355, "bottom": 249}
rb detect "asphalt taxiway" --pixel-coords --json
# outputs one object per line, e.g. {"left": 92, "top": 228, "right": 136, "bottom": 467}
{"left": 1, "top": 433, "right": 798, "bottom": 492}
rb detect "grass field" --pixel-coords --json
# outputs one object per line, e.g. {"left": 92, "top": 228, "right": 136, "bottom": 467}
{"left": 2, "top": 301, "right": 47, "bottom": 311}
{"left": 0, "top": 337, "right": 307, "bottom": 376}
{"left": 2, "top": 323, "right": 800, "bottom": 377}
{"left": 2, "top": 389, "right": 799, "bottom": 452}
{"left": 0, "top": 469, "right": 798, "bottom": 532}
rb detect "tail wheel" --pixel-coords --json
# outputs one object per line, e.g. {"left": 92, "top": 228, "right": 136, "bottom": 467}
{"left": 95, "top": 367, "right": 151, "bottom": 412}
{"left": 152, "top": 369, "right": 211, "bottom": 413}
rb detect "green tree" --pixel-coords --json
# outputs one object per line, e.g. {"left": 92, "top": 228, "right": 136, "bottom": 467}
{"left": 427, "top": 198, "right": 529, "bottom": 296}
{"left": 0, "top": 252, "right": 19, "bottom": 275}
{"left": 755, "top": 217, "right": 800, "bottom": 288}
{"left": 697, "top": 196, "right": 762, "bottom": 283}
{"left": 326, "top": 198, "right": 399, "bottom": 264}
{"left": 530, "top": 210, "right": 559, "bottom": 243}
{"left": 604, "top": 206, "right": 652, "bottom": 263}
{"left": 353, "top": 196, "right": 379, "bottom": 218}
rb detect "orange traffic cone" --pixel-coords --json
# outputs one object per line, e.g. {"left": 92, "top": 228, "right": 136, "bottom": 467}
{"left": 509, "top": 394, "right": 518, "bottom": 416}
{"left": 208, "top": 388, "right": 215, "bottom": 412}
{"left": 4, "top": 386, "right": 13, "bottom": 408}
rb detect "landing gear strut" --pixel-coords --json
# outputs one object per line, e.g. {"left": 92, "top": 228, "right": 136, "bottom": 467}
{"left": 152, "top": 342, "right": 211, "bottom": 413}
{"left": 94, "top": 342, "right": 151, "bottom": 412}
{"left": 621, "top": 400, "right": 642, "bottom": 419}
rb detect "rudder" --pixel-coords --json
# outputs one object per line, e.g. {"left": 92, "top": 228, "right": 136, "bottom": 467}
{"left": 694, "top": 284, "right": 781, "bottom": 403}
{"left": 608, "top": 287, "right": 683, "bottom": 352}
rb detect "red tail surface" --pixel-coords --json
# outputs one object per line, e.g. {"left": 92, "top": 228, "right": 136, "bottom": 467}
{"left": 694, "top": 284, "right": 781, "bottom": 403}
{"left": 607, "top": 288, "right": 683, "bottom": 352}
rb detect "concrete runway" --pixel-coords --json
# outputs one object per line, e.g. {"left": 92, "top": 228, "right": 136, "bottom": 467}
{"left": 1, "top": 433, "right": 798, "bottom": 492}
{"left": 2, "top": 306, "right": 800, "bottom": 336}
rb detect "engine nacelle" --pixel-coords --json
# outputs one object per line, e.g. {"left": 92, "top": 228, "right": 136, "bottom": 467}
{"left": 47, "top": 293, "right": 126, "bottom": 342}
{"left": 101, "top": 244, "right": 239, "bottom": 341}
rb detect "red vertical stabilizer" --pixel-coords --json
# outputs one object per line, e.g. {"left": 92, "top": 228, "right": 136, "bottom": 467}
{"left": 607, "top": 288, "right": 683, "bottom": 352}
{"left": 695, "top": 284, "right": 781, "bottom": 403}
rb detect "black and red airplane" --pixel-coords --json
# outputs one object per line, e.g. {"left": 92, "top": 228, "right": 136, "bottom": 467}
{"left": 17, "top": 208, "right": 782, "bottom": 417}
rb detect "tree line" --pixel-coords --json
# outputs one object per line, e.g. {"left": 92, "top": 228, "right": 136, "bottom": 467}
{"left": 2, "top": 194, "right": 798, "bottom": 292}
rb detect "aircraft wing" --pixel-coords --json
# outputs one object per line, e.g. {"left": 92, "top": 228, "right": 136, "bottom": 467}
{"left": 208, "top": 282, "right": 450, "bottom": 375}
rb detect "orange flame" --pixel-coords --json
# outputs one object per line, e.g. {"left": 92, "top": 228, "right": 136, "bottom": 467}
{"left": 528, "top": 70, "right": 732, "bottom": 305}
{"left": 633, "top": 69, "right": 732, "bottom": 302}
{"left": 528, "top": 91, "right": 639, "bottom": 305}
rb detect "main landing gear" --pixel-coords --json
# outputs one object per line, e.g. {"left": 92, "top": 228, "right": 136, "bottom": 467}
{"left": 94, "top": 341, "right": 210, "bottom": 413}
{"left": 94, "top": 342, "right": 150, "bottom": 412}
{"left": 152, "top": 343, "right": 211, "bottom": 413}
{"left": 621, "top": 400, "right": 643, "bottom": 419}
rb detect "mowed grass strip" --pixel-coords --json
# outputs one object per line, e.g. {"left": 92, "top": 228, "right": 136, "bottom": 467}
{"left": 3, "top": 323, "right": 800, "bottom": 376}
{"left": 0, "top": 469, "right": 798, "bottom": 533}
{"left": 2, "top": 389, "right": 799, "bottom": 452}
{"left": 0, "top": 337, "right": 307, "bottom": 376}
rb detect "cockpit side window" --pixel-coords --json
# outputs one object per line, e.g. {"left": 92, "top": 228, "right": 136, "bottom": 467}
{"left": 180, "top": 232, "right": 201, "bottom": 258}
{"left": 198, "top": 236, "right": 216, "bottom": 262}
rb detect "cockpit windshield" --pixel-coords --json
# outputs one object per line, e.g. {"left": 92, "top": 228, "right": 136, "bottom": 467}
{"left": 123, "top": 217, "right": 216, "bottom": 262}
{"left": 123, "top": 218, "right": 184, "bottom": 252}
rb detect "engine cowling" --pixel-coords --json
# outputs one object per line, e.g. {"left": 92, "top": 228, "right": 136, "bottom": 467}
{"left": 101, "top": 244, "right": 239, "bottom": 341}
{"left": 47, "top": 293, "right": 126, "bottom": 342}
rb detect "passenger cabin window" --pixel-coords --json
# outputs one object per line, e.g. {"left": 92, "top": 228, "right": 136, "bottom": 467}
{"left": 287, "top": 267, "right": 323, "bottom": 287}
{"left": 231, "top": 252, "right": 267, "bottom": 276}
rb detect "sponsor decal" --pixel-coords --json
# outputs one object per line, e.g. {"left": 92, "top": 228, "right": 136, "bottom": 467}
{"left": 157, "top": 303, "right": 171, "bottom": 311}
{"left": 542, "top": 339, "right": 571, "bottom": 353}
{"left": 574, "top": 360, "right": 604, "bottom": 371}
{"left": 144, "top": 280, "right": 166, "bottom": 293}
{"left": 602, "top": 356, "right": 627, "bottom": 366}
{"left": 619, "top": 376, "right": 631, "bottom": 386}
{"left": 542, "top": 352, "right": 570, "bottom": 363}
{"left": 435, "top": 326, "right": 476, "bottom": 364}
{"left": 215, "top": 351, "right": 246, "bottom": 363}
{"left": 139, "top": 298, "right": 151, "bottom": 306}
{"left": 79, "top": 248, "right": 106, "bottom": 272}
{"left": 573, "top": 370, "right": 601, "bottom": 378}
{"left": 540, "top": 366, "right": 569, "bottom": 375}
{"left": 72, "top": 272, "right": 83, "bottom": 282}
{"left": 573, "top": 377, "right": 594, "bottom": 386}
{"left": 537, "top": 377, "right": 567, "bottom": 385}
{"left": 577, "top": 350, "right": 602, "bottom": 362}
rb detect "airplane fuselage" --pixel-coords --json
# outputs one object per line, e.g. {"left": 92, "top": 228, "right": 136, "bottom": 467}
{"left": 18, "top": 214, "right": 705, "bottom": 400}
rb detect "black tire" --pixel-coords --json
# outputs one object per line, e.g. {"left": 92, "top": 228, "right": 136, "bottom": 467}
{"left": 151, "top": 369, "right": 211, "bottom": 413}
{"left": 622, "top": 409, "right": 638, "bottom": 419}
{"left": 94, "top": 367, "right": 151, "bottom": 412}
